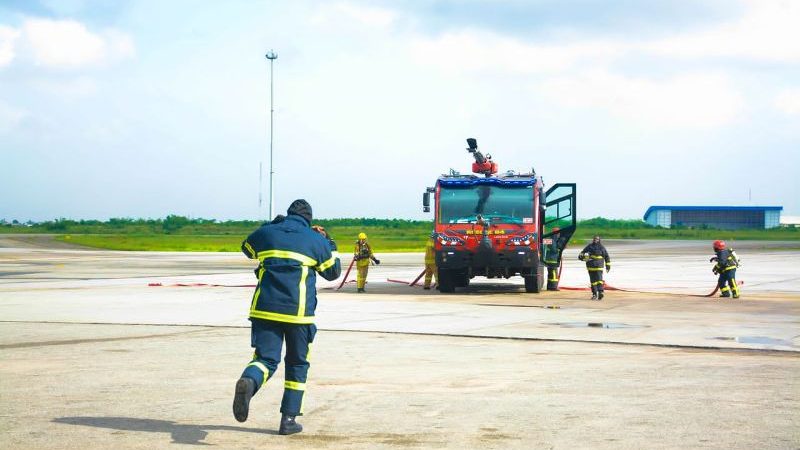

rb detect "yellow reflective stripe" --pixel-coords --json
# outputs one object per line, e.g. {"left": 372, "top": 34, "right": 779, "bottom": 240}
{"left": 247, "top": 361, "right": 270, "bottom": 387}
{"left": 243, "top": 241, "right": 256, "bottom": 258}
{"left": 297, "top": 266, "right": 309, "bottom": 317}
{"left": 249, "top": 310, "right": 314, "bottom": 324}
{"left": 258, "top": 250, "right": 317, "bottom": 266}
{"left": 588, "top": 267, "right": 604, "bottom": 271}
{"left": 722, "top": 266, "right": 736, "bottom": 272}
{"left": 589, "top": 255, "right": 604, "bottom": 259}
{"left": 284, "top": 381, "right": 306, "bottom": 391}
{"left": 250, "top": 266, "right": 265, "bottom": 311}
{"left": 317, "top": 255, "right": 338, "bottom": 271}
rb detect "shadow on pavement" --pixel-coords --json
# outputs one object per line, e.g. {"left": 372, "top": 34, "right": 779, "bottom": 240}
{"left": 53, "top": 416, "right": 276, "bottom": 445}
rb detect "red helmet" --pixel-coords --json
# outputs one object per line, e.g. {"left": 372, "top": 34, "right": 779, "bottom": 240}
{"left": 713, "top": 240, "right": 726, "bottom": 251}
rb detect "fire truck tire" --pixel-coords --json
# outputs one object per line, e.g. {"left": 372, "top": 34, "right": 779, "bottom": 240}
{"left": 455, "top": 271, "right": 470, "bottom": 288}
{"left": 524, "top": 261, "right": 544, "bottom": 293}
{"left": 438, "top": 269, "right": 456, "bottom": 293}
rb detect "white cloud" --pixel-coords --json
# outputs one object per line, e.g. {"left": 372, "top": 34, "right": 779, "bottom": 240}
{"left": 644, "top": 0, "right": 800, "bottom": 63}
{"left": 22, "top": 18, "right": 134, "bottom": 68}
{"left": 775, "top": 88, "right": 800, "bottom": 115}
{"left": 311, "top": 2, "right": 396, "bottom": 28}
{"left": 410, "top": 31, "right": 622, "bottom": 75}
{"left": 538, "top": 71, "right": 744, "bottom": 129}
{"left": 0, "top": 25, "right": 21, "bottom": 68}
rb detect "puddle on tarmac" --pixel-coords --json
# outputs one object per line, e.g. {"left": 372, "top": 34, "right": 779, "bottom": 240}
{"left": 713, "top": 336, "right": 795, "bottom": 347}
{"left": 549, "top": 322, "right": 648, "bottom": 329}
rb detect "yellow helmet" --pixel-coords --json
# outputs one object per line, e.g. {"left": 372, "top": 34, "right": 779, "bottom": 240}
{"left": 358, "top": 232, "right": 367, "bottom": 240}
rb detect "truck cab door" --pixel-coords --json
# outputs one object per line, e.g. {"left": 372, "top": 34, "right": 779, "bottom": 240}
{"left": 543, "top": 183, "right": 577, "bottom": 253}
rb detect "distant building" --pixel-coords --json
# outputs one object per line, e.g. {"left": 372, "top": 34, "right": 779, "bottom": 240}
{"left": 643, "top": 206, "right": 783, "bottom": 229}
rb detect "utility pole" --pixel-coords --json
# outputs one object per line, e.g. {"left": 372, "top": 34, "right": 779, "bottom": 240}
{"left": 266, "top": 49, "right": 278, "bottom": 220}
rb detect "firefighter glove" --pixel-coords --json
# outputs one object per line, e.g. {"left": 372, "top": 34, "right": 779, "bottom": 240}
{"left": 372, "top": 257, "right": 381, "bottom": 265}
{"left": 606, "top": 265, "right": 611, "bottom": 272}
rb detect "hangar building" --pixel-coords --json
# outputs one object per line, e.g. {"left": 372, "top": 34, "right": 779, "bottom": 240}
{"left": 643, "top": 206, "right": 782, "bottom": 229}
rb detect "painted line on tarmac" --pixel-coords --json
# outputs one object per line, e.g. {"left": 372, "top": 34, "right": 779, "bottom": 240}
{"left": 1, "top": 320, "right": 796, "bottom": 356}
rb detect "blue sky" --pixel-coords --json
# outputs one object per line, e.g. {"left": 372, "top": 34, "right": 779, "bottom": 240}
{"left": 1, "top": 0, "right": 798, "bottom": 221}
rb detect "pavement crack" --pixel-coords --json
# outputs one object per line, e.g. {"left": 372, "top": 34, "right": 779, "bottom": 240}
{"left": 0, "top": 328, "right": 217, "bottom": 349}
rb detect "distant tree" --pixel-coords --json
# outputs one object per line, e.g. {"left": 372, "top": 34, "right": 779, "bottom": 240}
{"left": 162, "top": 215, "right": 190, "bottom": 233}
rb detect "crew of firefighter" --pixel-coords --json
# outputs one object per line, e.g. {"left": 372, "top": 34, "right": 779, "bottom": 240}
{"left": 423, "top": 232, "right": 437, "bottom": 290}
{"left": 354, "top": 232, "right": 380, "bottom": 293}
{"left": 711, "top": 240, "right": 741, "bottom": 298}
{"left": 579, "top": 234, "right": 611, "bottom": 300}
{"left": 543, "top": 227, "right": 568, "bottom": 291}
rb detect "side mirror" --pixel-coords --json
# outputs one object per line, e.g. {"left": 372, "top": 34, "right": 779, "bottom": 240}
{"left": 423, "top": 192, "right": 430, "bottom": 212}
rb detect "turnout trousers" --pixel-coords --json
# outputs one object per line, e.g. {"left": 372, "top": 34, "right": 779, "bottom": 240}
{"left": 424, "top": 263, "right": 437, "bottom": 288}
{"left": 240, "top": 319, "right": 317, "bottom": 416}
{"left": 717, "top": 269, "right": 740, "bottom": 298}
{"left": 588, "top": 269, "right": 604, "bottom": 295}
{"left": 546, "top": 262, "right": 560, "bottom": 291}
{"left": 356, "top": 260, "right": 369, "bottom": 289}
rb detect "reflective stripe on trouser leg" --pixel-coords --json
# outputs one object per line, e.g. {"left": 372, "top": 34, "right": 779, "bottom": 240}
{"left": 357, "top": 266, "right": 368, "bottom": 289}
{"left": 242, "top": 319, "right": 283, "bottom": 393}
{"left": 547, "top": 266, "right": 559, "bottom": 290}
{"left": 281, "top": 323, "right": 317, "bottom": 416}
{"left": 728, "top": 269, "right": 739, "bottom": 296}
{"left": 589, "top": 270, "right": 604, "bottom": 292}
{"left": 424, "top": 264, "right": 436, "bottom": 287}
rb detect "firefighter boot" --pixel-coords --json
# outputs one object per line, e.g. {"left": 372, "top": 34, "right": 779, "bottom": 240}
{"left": 357, "top": 288, "right": 365, "bottom": 293}
{"left": 233, "top": 377, "right": 256, "bottom": 423}
{"left": 279, "top": 414, "right": 303, "bottom": 435}
{"left": 598, "top": 291, "right": 604, "bottom": 300}
{"left": 590, "top": 286, "right": 597, "bottom": 300}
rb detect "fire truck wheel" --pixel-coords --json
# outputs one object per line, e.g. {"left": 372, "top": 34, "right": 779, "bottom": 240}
{"left": 438, "top": 269, "right": 456, "bottom": 293}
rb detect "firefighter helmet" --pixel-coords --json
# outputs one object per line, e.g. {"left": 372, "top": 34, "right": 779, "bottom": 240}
{"left": 713, "top": 240, "right": 726, "bottom": 251}
{"left": 358, "top": 232, "right": 367, "bottom": 240}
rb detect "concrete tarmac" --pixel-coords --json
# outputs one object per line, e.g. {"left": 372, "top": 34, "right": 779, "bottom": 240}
{"left": 0, "top": 236, "right": 798, "bottom": 449}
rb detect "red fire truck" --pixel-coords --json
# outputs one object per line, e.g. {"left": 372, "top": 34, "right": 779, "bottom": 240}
{"left": 422, "top": 138, "right": 577, "bottom": 293}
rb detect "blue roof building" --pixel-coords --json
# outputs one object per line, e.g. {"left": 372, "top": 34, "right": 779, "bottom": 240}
{"left": 643, "top": 206, "right": 783, "bottom": 229}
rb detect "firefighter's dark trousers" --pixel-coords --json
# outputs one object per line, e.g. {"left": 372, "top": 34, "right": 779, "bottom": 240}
{"left": 717, "top": 269, "right": 739, "bottom": 298}
{"left": 241, "top": 319, "right": 317, "bottom": 416}
{"left": 546, "top": 262, "right": 560, "bottom": 290}
{"left": 588, "top": 269, "right": 604, "bottom": 295}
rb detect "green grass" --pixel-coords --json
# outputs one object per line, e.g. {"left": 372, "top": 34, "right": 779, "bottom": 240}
{"left": 6, "top": 215, "right": 794, "bottom": 252}
{"left": 57, "top": 234, "right": 246, "bottom": 252}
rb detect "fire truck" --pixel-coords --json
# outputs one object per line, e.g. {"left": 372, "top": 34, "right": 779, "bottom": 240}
{"left": 422, "top": 138, "right": 577, "bottom": 293}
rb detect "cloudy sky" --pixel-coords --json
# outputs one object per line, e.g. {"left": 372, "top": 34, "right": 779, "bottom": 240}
{"left": 1, "top": 0, "right": 798, "bottom": 222}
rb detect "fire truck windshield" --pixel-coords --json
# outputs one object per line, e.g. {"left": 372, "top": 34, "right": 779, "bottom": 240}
{"left": 439, "top": 185, "right": 534, "bottom": 224}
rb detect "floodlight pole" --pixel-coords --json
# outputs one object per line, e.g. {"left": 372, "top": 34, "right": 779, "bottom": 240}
{"left": 266, "top": 49, "right": 278, "bottom": 220}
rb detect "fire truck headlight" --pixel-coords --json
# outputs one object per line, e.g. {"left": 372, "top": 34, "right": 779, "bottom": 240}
{"left": 523, "top": 240, "right": 530, "bottom": 245}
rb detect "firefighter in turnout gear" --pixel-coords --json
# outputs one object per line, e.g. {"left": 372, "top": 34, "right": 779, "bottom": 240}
{"left": 233, "top": 199, "right": 341, "bottom": 435}
{"left": 354, "top": 232, "right": 380, "bottom": 293}
{"left": 423, "top": 232, "right": 437, "bottom": 290}
{"left": 543, "top": 227, "right": 567, "bottom": 291}
{"left": 579, "top": 235, "right": 611, "bottom": 300}
{"left": 711, "top": 240, "right": 740, "bottom": 298}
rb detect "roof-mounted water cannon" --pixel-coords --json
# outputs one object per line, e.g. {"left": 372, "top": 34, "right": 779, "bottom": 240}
{"left": 466, "top": 138, "right": 497, "bottom": 177}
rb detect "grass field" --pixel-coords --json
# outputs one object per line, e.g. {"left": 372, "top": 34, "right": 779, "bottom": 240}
{"left": 48, "top": 223, "right": 800, "bottom": 252}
